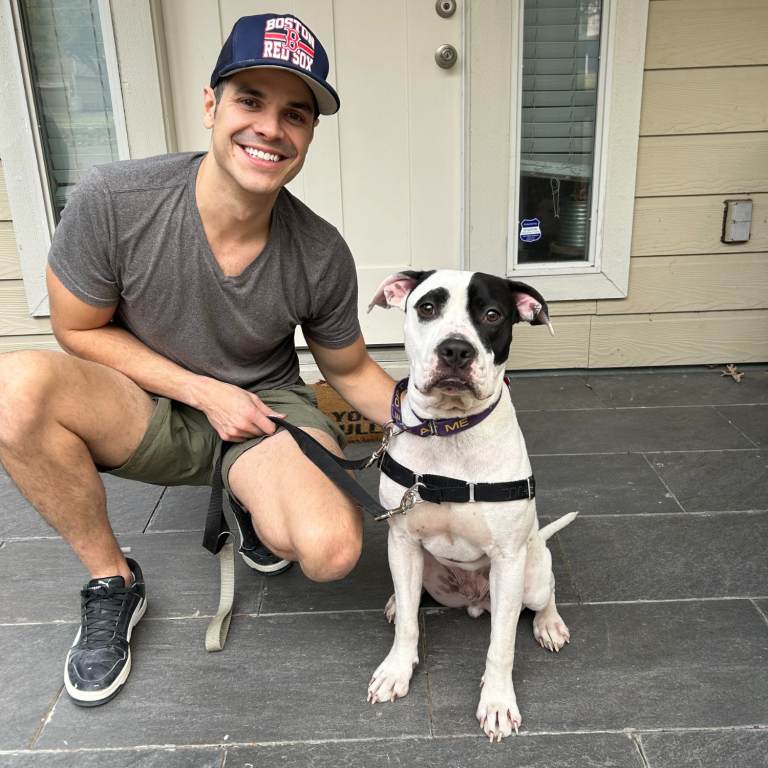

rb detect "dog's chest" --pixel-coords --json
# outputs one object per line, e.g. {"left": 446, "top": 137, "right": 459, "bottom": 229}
{"left": 379, "top": 401, "right": 535, "bottom": 562}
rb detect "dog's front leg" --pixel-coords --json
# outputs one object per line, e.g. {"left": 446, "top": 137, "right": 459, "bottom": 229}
{"left": 368, "top": 522, "right": 424, "bottom": 703}
{"left": 478, "top": 549, "right": 527, "bottom": 741}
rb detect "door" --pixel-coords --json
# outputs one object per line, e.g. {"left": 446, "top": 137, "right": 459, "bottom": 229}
{"left": 161, "top": 0, "right": 463, "bottom": 344}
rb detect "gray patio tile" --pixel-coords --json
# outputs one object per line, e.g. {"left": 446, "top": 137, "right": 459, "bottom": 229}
{"left": 556, "top": 512, "right": 768, "bottom": 602}
{"left": 0, "top": 748, "right": 223, "bottom": 768}
{"left": 506, "top": 374, "right": 604, "bottom": 411}
{"left": 649, "top": 451, "right": 768, "bottom": 512}
{"left": 715, "top": 405, "right": 768, "bottom": 447}
{"left": 587, "top": 371, "right": 768, "bottom": 408}
{"left": 0, "top": 624, "right": 72, "bottom": 751}
{"left": 518, "top": 407, "right": 753, "bottom": 455}
{"left": 0, "top": 465, "right": 164, "bottom": 539}
{"left": 424, "top": 600, "right": 768, "bottom": 735}
{"left": 145, "top": 485, "right": 210, "bottom": 532}
{"left": 34, "top": 613, "right": 431, "bottom": 749}
{"left": 531, "top": 453, "right": 679, "bottom": 516}
{"left": 0, "top": 532, "right": 263, "bottom": 624}
{"left": 640, "top": 728, "right": 768, "bottom": 768}
{"left": 226, "top": 731, "right": 644, "bottom": 767}
{"left": 260, "top": 510, "right": 393, "bottom": 614}
{"left": 754, "top": 599, "right": 768, "bottom": 624}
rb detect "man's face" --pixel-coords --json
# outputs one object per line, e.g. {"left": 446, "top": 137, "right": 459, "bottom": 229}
{"left": 203, "top": 68, "right": 318, "bottom": 197}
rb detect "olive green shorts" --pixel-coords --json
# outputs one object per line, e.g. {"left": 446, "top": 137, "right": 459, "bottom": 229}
{"left": 102, "top": 386, "right": 347, "bottom": 495}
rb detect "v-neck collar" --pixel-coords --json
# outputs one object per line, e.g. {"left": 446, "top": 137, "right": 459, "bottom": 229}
{"left": 187, "top": 153, "right": 281, "bottom": 284}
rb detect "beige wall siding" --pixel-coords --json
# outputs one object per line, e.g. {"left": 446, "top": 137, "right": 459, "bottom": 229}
{"left": 508, "top": 0, "right": 768, "bottom": 370}
{"left": 0, "top": 162, "right": 60, "bottom": 354}
{"left": 603, "top": 0, "right": 768, "bottom": 367}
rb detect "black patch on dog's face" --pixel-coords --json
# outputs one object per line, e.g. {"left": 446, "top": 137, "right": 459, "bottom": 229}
{"left": 414, "top": 287, "right": 449, "bottom": 323}
{"left": 400, "top": 270, "right": 436, "bottom": 310}
{"left": 467, "top": 273, "right": 518, "bottom": 366}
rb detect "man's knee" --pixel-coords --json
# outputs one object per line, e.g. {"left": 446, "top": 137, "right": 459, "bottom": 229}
{"left": 297, "top": 516, "right": 363, "bottom": 583}
{"left": 0, "top": 351, "right": 62, "bottom": 449}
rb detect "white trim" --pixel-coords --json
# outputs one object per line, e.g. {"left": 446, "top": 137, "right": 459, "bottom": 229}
{"left": 108, "top": 0, "right": 171, "bottom": 159}
{"left": 460, "top": 0, "right": 470, "bottom": 270}
{"left": 505, "top": 0, "right": 648, "bottom": 301}
{"left": 98, "top": 0, "right": 130, "bottom": 161}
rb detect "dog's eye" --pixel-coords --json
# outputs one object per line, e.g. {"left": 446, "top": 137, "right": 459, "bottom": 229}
{"left": 418, "top": 303, "right": 435, "bottom": 316}
{"left": 485, "top": 310, "right": 502, "bottom": 323}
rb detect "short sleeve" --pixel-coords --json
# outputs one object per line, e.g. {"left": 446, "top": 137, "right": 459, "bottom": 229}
{"left": 48, "top": 166, "right": 120, "bottom": 308}
{"left": 302, "top": 235, "right": 362, "bottom": 349}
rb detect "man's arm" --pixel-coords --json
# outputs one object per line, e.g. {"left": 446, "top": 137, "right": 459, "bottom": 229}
{"left": 47, "top": 266, "right": 282, "bottom": 441}
{"left": 306, "top": 335, "right": 395, "bottom": 427}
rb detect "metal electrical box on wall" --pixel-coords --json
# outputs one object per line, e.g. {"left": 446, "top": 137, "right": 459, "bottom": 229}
{"left": 722, "top": 200, "right": 753, "bottom": 243}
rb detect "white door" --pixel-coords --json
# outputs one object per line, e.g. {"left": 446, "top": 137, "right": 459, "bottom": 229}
{"left": 162, "top": 0, "right": 463, "bottom": 344}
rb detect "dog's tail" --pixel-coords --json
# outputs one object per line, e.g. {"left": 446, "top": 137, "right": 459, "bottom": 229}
{"left": 538, "top": 512, "right": 578, "bottom": 541}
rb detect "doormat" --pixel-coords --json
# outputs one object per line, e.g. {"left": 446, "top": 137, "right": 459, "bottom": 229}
{"left": 310, "top": 380, "right": 383, "bottom": 442}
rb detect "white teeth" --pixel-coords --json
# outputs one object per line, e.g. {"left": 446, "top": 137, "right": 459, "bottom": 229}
{"left": 243, "top": 146, "right": 281, "bottom": 162}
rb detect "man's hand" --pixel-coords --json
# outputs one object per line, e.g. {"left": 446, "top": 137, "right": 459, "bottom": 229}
{"left": 191, "top": 378, "right": 286, "bottom": 442}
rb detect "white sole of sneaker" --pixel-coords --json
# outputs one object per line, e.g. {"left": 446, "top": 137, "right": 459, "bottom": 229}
{"left": 64, "top": 596, "right": 147, "bottom": 705}
{"left": 239, "top": 550, "right": 292, "bottom": 574}
{"left": 230, "top": 506, "right": 291, "bottom": 574}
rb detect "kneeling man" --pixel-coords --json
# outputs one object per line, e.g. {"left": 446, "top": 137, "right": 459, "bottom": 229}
{"left": 0, "top": 14, "right": 393, "bottom": 707}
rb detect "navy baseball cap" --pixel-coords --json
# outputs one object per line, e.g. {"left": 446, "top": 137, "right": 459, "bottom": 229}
{"left": 211, "top": 14, "right": 340, "bottom": 115}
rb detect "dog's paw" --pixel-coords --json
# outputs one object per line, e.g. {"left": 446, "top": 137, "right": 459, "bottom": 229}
{"left": 476, "top": 685, "right": 521, "bottom": 742}
{"left": 367, "top": 653, "right": 418, "bottom": 703}
{"left": 533, "top": 608, "right": 570, "bottom": 652}
{"left": 384, "top": 594, "right": 396, "bottom": 623}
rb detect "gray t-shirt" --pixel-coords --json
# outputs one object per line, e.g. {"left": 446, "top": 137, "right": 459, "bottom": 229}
{"left": 48, "top": 152, "right": 361, "bottom": 393}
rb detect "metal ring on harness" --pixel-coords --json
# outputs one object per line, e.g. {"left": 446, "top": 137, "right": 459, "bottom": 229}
{"left": 375, "top": 481, "right": 426, "bottom": 521}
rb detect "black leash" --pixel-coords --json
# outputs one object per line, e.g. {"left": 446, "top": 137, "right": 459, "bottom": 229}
{"left": 203, "top": 418, "right": 390, "bottom": 556}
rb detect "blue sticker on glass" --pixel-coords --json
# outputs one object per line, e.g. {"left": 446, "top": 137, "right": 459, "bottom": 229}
{"left": 520, "top": 218, "right": 542, "bottom": 243}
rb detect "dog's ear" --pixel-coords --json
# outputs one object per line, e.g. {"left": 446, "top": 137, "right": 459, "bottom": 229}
{"left": 508, "top": 280, "right": 554, "bottom": 335}
{"left": 367, "top": 270, "right": 431, "bottom": 313}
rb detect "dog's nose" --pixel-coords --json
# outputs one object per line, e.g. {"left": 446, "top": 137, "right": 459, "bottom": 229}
{"left": 437, "top": 337, "right": 476, "bottom": 371}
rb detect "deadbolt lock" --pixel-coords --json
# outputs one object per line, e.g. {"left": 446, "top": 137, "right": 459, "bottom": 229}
{"left": 436, "top": 0, "right": 457, "bottom": 18}
{"left": 435, "top": 44, "right": 458, "bottom": 69}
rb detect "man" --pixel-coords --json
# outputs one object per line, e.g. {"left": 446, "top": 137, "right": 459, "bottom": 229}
{"left": 0, "top": 14, "right": 394, "bottom": 707}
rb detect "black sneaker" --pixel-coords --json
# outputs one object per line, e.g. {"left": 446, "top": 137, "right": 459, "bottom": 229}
{"left": 64, "top": 558, "right": 147, "bottom": 707}
{"left": 228, "top": 493, "right": 292, "bottom": 575}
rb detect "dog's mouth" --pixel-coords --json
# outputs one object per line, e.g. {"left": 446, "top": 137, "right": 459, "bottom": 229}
{"left": 424, "top": 376, "right": 482, "bottom": 399}
{"left": 433, "top": 377, "right": 472, "bottom": 394}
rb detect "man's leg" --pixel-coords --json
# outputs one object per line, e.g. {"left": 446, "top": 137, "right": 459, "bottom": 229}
{"left": 227, "top": 428, "right": 363, "bottom": 583}
{"left": 0, "top": 350, "right": 155, "bottom": 583}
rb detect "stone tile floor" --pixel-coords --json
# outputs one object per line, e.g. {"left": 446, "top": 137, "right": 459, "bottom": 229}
{"left": 1, "top": 368, "right": 767, "bottom": 767}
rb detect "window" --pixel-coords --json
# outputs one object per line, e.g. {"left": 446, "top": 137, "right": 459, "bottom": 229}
{"left": 516, "top": 0, "right": 602, "bottom": 267}
{"left": 18, "top": 0, "right": 129, "bottom": 221}
{"left": 504, "top": 0, "right": 647, "bottom": 300}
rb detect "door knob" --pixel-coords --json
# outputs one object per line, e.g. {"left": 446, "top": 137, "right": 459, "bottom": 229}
{"left": 435, "top": 44, "right": 458, "bottom": 69}
{"left": 436, "top": 0, "right": 457, "bottom": 18}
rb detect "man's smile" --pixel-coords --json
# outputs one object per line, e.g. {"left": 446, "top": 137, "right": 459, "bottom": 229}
{"left": 237, "top": 142, "right": 289, "bottom": 166}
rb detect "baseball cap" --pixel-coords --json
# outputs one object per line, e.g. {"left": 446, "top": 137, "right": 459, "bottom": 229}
{"left": 211, "top": 14, "right": 340, "bottom": 115}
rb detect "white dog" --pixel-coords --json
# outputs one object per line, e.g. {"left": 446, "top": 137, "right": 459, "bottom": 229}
{"left": 366, "top": 269, "right": 577, "bottom": 742}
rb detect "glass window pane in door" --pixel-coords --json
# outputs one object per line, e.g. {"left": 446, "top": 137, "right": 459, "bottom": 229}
{"left": 516, "top": 0, "right": 603, "bottom": 265}
{"left": 19, "top": 0, "right": 121, "bottom": 222}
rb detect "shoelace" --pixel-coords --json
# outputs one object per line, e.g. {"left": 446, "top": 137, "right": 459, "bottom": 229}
{"left": 80, "top": 584, "right": 133, "bottom": 649}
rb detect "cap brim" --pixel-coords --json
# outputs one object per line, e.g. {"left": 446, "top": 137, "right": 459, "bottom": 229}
{"left": 218, "top": 63, "right": 340, "bottom": 115}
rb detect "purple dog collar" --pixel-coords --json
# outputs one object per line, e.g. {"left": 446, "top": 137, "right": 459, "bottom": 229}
{"left": 390, "top": 377, "right": 510, "bottom": 438}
